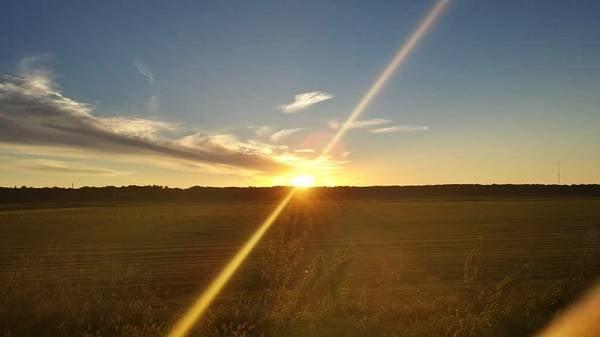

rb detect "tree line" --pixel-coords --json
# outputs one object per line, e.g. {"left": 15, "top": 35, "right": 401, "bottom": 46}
{"left": 1, "top": 184, "right": 600, "bottom": 203}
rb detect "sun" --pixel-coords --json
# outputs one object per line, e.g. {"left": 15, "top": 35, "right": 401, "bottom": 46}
{"left": 290, "top": 174, "right": 315, "bottom": 188}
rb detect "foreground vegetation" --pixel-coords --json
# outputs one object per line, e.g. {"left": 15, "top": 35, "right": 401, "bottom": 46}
{"left": 1, "top": 236, "right": 596, "bottom": 337}
{"left": 1, "top": 193, "right": 599, "bottom": 336}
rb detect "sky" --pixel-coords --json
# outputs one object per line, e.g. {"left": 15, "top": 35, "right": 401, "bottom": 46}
{"left": 1, "top": 0, "right": 599, "bottom": 187}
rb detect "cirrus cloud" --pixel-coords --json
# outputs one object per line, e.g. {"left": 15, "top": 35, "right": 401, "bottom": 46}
{"left": 269, "top": 128, "right": 304, "bottom": 142}
{"left": 369, "top": 125, "right": 430, "bottom": 133}
{"left": 0, "top": 66, "right": 286, "bottom": 174}
{"left": 134, "top": 59, "right": 155, "bottom": 85}
{"left": 328, "top": 117, "right": 429, "bottom": 135}
{"left": 13, "top": 159, "right": 124, "bottom": 176}
{"left": 328, "top": 118, "right": 390, "bottom": 131}
{"left": 279, "top": 91, "right": 333, "bottom": 113}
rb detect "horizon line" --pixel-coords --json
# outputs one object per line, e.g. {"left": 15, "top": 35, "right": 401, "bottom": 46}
{"left": 3, "top": 183, "right": 599, "bottom": 189}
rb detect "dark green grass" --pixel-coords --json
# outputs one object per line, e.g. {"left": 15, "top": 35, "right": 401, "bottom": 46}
{"left": 1, "top": 197, "right": 599, "bottom": 336}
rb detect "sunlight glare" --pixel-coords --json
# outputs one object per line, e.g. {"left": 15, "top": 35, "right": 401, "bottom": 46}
{"left": 166, "top": 189, "right": 296, "bottom": 337}
{"left": 290, "top": 174, "right": 315, "bottom": 188}
{"left": 165, "top": 2, "right": 449, "bottom": 336}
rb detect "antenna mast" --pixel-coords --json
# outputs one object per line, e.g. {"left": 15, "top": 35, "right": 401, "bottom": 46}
{"left": 557, "top": 161, "right": 561, "bottom": 185}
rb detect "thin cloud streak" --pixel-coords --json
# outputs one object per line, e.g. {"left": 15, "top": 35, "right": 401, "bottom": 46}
{"left": 279, "top": 91, "right": 333, "bottom": 113}
{"left": 269, "top": 128, "right": 303, "bottom": 142}
{"left": 14, "top": 159, "right": 123, "bottom": 175}
{"left": 146, "top": 94, "right": 160, "bottom": 114}
{"left": 369, "top": 125, "right": 429, "bottom": 133}
{"left": 134, "top": 60, "right": 161, "bottom": 115}
{"left": 134, "top": 59, "right": 155, "bottom": 85}
{"left": 328, "top": 118, "right": 390, "bottom": 131}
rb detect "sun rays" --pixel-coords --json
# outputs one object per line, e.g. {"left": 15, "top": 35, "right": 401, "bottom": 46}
{"left": 166, "top": 189, "right": 297, "bottom": 337}
{"left": 166, "top": 2, "right": 450, "bottom": 336}
{"left": 290, "top": 174, "right": 316, "bottom": 188}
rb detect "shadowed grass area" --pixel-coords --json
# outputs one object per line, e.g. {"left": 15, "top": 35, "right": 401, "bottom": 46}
{"left": 1, "top": 197, "right": 599, "bottom": 336}
{"left": 0, "top": 230, "right": 596, "bottom": 337}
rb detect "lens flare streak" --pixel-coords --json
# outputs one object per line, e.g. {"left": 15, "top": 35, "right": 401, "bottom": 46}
{"left": 166, "top": 2, "right": 449, "bottom": 336}
{"left": 322, "top": 0, "right": 449, "bottom": 156}
{"left": 166, "top": 189, "right": 296, "bottom": 337}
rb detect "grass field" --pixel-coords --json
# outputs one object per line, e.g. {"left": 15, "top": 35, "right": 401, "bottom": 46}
{"left": 1, "top": 194, "right": 599, "bottom": 336}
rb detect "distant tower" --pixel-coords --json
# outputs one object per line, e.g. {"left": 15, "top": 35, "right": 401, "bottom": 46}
{"left": 557, "top": 161, "right": 561, "bottom": 185}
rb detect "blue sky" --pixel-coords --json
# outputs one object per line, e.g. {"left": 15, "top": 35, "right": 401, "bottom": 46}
{"left": 1, "top": 0, "right": 599, "bottom": 186}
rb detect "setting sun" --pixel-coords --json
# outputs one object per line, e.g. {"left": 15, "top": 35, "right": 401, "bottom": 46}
{"left": 290, "top": 174, "right": 315, "bottom": 188}
{"left": 4, "top": 1, "right": 600, "bottom": 337}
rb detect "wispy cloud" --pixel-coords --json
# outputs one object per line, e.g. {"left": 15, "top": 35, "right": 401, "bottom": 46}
{"left": 328, "top": 117, "right": 429, "bottom": 135}
{"left": 98, "top": 116, "right": 175, "bottom": 139}
{"left": 0, "top": 63, "right": 286, "bottom": 173}
{"left": 134, "top": 59, "right": 155, "bottom": 85}
{"left": 252, "top": 126, "right": 303, "bottom": 142}
{"left": 145, "top": 94, "right": 160, "bottom": 114}
{"left": 176, "top": 133, "right": 279, "bottom": 156}
{"left": 0, "top": 59, "right": 354, "bottom": 183}
{"left": 14, "top": 159, "right": 123, "bottom": 175}
{"left": 279, "top": 91, "right": 333, "bottom": 113}
{"left": 134, "top": 59, "right": 160, "bottom": 115}
{"left": 293, "top": 148, "right": 315, "bottom": 154}
{"left": 328, "top": 118, "right": 390, "bottom": 131}
{"left": 269, "top": 128, "right": 303, "bottom": 142}
{"left": 369, "top": 125, "right": 430, "bottom": 133}
{"left": 254, "top": 126, "right": 273, "bottom": 138}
